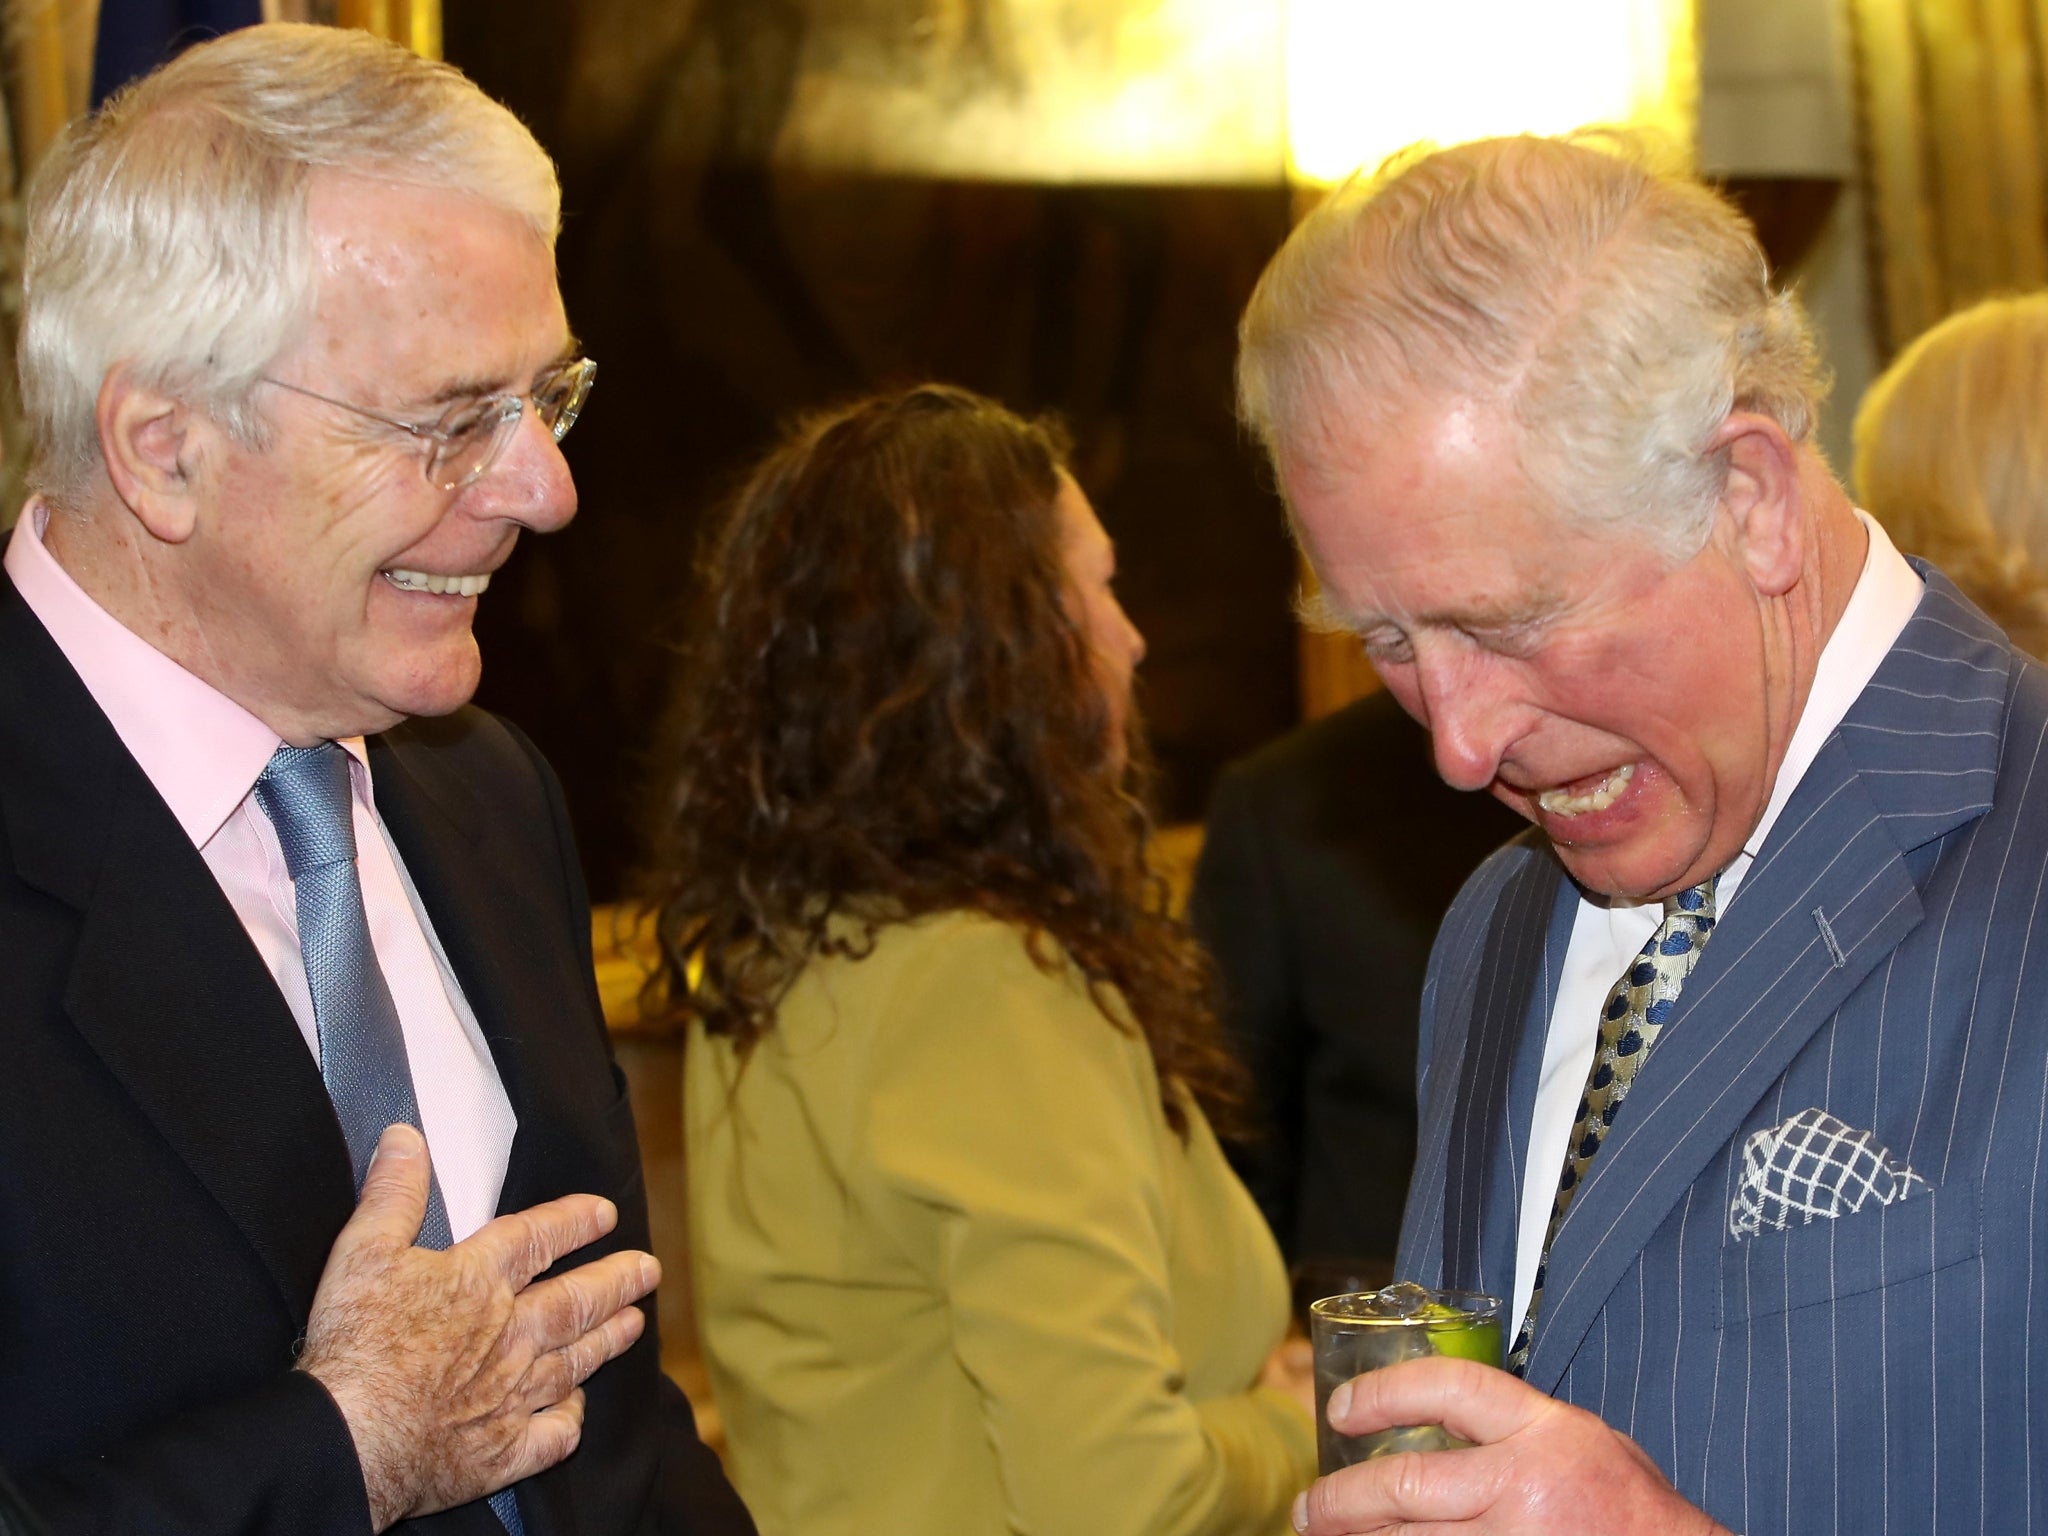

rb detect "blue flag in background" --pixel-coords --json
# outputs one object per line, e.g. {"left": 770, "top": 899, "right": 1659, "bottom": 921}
{"left": 92, "top": 0, "right": 263, "bottom": 108}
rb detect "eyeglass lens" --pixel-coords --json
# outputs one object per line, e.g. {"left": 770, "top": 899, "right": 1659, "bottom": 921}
{"left": 423, "top": 358, "right": 597, "bottom": 491}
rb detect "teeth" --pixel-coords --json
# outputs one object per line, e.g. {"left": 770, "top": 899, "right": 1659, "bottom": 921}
{"left": 1538, "top": 762, "right": 1635, "bottom": 817}
{"left": 384, "top": 569, "right": 491, "bottom": 597}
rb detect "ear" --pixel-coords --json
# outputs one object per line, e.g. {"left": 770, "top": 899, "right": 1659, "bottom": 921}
{"left": 1708, "top": 411, "right": 1805, "bottom": 597}
{"left": 94, "top": 366, "right": 217, "bottom": 545}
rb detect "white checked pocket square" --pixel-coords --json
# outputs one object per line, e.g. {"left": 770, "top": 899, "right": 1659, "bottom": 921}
{"left": 1728, "top": 1106, "right": 1927, "bottom": 1240}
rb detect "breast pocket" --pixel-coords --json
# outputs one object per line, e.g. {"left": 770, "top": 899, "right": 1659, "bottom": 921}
{"left": 1719, "top": 1177, "right": 1982, "bottom": 1327}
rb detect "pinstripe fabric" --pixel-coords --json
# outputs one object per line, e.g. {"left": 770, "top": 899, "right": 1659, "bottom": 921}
{"left": 1407, "top": 831, "right": 1569, "bottom": 1304}
{"left": 1397, "top": 569, "right": 2048, "bottom": 1534}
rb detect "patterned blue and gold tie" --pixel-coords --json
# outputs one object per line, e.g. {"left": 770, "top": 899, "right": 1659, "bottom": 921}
{"left": 255, "top": 743, "right": 526, "bottom": 1536}
{"left": 1508, "top": 876, "right": 1719, "bottom": 1375}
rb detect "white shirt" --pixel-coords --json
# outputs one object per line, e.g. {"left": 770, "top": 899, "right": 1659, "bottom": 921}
{"left": 1509, "top": 512, "right": 1925, "bottom": 1338}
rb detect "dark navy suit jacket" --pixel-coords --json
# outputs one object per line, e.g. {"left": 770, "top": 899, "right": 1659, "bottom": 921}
{"left": 0, "top": 570, "right": 754, "bottom": 1536}
{"left": 1398, "top": 569, "right": 2048, "bottom": 1533}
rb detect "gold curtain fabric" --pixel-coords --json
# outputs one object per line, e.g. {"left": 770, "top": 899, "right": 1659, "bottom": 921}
{"left": 332, "top": 0, "right": 438, "bottom": 60}
{"left": 1849, "top": 0, "right": 2048, "bottom": 357}
{"left": 0, "top": 0, "right": 98, "bottom": 523}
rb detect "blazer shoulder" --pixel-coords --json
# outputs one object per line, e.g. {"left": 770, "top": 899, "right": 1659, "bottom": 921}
{"left": 804, "top": 911, "right": 1115, "bottom": 1048}
{"left": 377, "top": 704, "right": 545, "bottom": 786}
{"left": 1424, "top": 831, "right": 1562, "bottom": 1016}
{"left": 368, "top": 707, "right": 589, "bottom": 931}
{"left": 2005, "top": 646, "right": 2048, "bottom": 748}
{"left": 1440, "top": 828, "right": 1559, "bottom": 929}
{"left": 1978, "top": 651, "right": 2048, "bottom": 851}
{"left": 373, "top": 705, "right": 572, "bottom": 832}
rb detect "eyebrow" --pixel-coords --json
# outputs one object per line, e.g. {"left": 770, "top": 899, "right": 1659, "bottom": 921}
{"left": 1294, "top": 586, "right": 1355, "bottom": 635}
{"left": 1439, "top": 592, "right": 1566, "bottom": 631}
{"left": 413, "top": 337, "right": 583, "bottom": 409}
{"left": 1299, "top": 587, "right": 1567, "bottom": 638}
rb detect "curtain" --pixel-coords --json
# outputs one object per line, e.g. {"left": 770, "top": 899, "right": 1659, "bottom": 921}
{"left": 1848, "top": 0, "right": 2048, "bottom": 358}
{"left": 331, "top": 0, "right": 437, "bottom": 60}
{"left": 0, "top": 0, "right": 97, "bottom": 524}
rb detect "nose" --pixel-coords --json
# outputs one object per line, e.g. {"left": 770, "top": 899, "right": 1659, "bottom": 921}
{"left": 467, "top": 405, "right": 578, "bottom": 534}
{"left": 1407, "top": 640, "right": 1520, "bottom": 793}
{"left": 1120, "top": 601, "right": 1147, "bottom": 668}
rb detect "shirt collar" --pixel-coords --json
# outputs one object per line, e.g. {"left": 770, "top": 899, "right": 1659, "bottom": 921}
{"left": 4, "top": 498, "right": 371, "bottom": 848}
{"left": 1728, "top": 510, "right": 1922, "bottom": 873}
{"left": 1589, "top": 509, "right": 1922, "bottom": 922}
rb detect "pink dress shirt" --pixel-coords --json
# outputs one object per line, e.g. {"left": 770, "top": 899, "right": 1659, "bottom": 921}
{"left": 5, "top": 499, "right": 515, "bottom": 1240}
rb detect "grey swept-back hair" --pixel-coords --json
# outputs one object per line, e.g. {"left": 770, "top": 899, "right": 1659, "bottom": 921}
{"left": 1237, "top": 133, "right": 1826, "bottom": 561}
{"left": 21, "top": 22, "right": 561, "bottom": 509}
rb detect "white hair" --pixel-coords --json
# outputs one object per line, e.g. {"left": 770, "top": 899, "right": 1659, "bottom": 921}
{"left": 21, "top": 22, "right": 561, "bottom": 509}
{"left": 1238, "top": 134, "right": 1827, "bottom": 560}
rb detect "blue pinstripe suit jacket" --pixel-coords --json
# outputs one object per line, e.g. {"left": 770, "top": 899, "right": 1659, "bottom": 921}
{"left": 1397, "top": 569, "right": 2048, "bottom": 1534}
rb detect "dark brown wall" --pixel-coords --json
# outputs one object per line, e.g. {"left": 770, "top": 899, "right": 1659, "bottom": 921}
{"left": 447, "top": 2, "right": 1301, "bottom": 899}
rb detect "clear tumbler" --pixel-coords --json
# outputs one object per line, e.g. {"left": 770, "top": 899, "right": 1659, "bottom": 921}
{"left": 1307, "top": 1283, "right": 1504, "bottom": 1472}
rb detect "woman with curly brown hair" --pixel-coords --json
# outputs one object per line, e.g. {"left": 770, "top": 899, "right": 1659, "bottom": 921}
{"left": 645, "top": 383, "right": 1316, "bottom": 1535}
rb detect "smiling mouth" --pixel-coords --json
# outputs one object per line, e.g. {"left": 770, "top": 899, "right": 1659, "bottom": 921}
{"left": 1537, "top": 762, "right": 1635, "bottom": 817}
{"left": 383, "top": 568, "right": 491, "bottom": 597}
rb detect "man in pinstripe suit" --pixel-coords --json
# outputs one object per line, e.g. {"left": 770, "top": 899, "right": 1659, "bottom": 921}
{"left": 1239, "top": 134, "right": 2047, "bottom": 1535}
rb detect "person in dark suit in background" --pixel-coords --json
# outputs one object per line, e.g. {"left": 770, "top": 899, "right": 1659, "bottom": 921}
{"left": 0, "top": 24, "right": 751, "bottom": 1536}
{"left": 1190, "top": 689, "right": 1520, "bottom": 1274}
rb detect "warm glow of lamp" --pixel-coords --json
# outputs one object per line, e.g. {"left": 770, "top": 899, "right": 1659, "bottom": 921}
{"left": 1285, "top": 0, "right": 1696, "bottom": 186}
{"left": 335, "top": 0, "right": 443, "bottom": 61}
{"left": 775, "top": 0, "right": 1284, "bottom": 183}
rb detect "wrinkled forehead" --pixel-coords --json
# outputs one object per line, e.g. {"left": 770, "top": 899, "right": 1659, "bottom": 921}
{"left": 304, "top": 170, "right": 557, "bottom": 295}
{"left": 1276, "top": 392, "right": 1634, "bottom": 633}
{"left": 294, "top": 172, "right": 568, "bottom": 388}
{"left": 1279, "top": 389, "right": 1529, "bottom": 521}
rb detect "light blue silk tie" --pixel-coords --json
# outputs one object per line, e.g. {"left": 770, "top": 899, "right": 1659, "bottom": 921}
{"left": 255, "top": 743, "right": 526, "bottom": 1536}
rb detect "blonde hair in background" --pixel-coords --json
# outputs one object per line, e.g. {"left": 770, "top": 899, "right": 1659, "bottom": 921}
{"left": 1851, "top": 294, "right": 2048, "bottom": 659}
{"left": 1238, "top": 132, "right": 1826, "bottom": 562}
{"left": 20, "top": 21, "right": 556, "bottom": 510}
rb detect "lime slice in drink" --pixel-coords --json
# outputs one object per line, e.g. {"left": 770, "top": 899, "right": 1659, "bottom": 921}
{"left": 1419, "top": 1303, "right": 1503, "bottom": 1366}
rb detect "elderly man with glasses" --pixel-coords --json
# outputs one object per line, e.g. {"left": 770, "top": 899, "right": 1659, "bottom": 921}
{"left": 0, "top": 24, "right": 752, "bottom": 1536}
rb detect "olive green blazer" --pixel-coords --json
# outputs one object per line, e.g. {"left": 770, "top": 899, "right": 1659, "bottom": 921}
{"left": 687, "top": 911, "right": 1314, "bottom": 1536}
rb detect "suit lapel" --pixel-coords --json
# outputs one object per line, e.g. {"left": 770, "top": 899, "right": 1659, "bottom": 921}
{"left": 369, "top": 723, "right": 591, "bottom": 1221}
{"left": 0, "top": 576, "right": 352, "bottom": 1320}
{"left": 366, "top": 732, "right": 525, "bottom": 1187}
{"left": 1439, "top": 840, "right": 1572, "bottom": 1300}
{"left": 369, "top": 724, "right": 603, "bottom": 1536}
{"left": 1523, "top": 765, "right": 1923, "bottom": 1385}
{"left": 1524, "top": 571, "right": 2007, "bottom": 1388}
{"left": 62, "top": 786, "right": 359, "bottom": 1319}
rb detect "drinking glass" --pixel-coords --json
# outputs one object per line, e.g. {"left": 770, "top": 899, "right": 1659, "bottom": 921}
{"left": 1308, "top": 1284, "right": 1504, "bottom": 1473}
